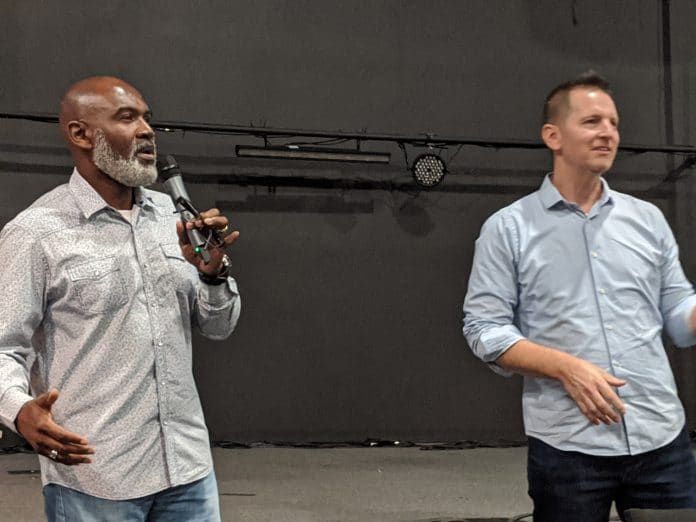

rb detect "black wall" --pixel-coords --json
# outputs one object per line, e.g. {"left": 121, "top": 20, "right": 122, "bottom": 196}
{"left": 2, "top": 0, "right": 696, "bottom": 444}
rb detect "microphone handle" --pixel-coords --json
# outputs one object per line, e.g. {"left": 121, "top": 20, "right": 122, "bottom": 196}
{"left": 178, "top": 204, "right": 211, "bottom": 264}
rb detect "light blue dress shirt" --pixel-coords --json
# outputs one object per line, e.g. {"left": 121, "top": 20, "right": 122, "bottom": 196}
{"left": 463, "top": 174, "right": 696, "bottom": 456}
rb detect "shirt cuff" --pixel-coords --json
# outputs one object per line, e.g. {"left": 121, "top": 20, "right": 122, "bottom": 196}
{"left": 486, "top": 361, "right": 515, "bottom": 378}
{"left": 199, "top": 277, "right": 239, "bottom": 307}
{"left": 477, "top": 324, "right": 525, "bottom": 362}
{"left": 0, "top": 387, "right": 33, "bottom": 433}
{"left": 668, "top": 295, "right": 696, "bottom": 347}
{"left": 467, "top": 325, "right": 524, "bottom": 378}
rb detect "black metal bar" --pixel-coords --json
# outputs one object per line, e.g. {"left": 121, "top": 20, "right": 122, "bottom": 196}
{"left": 3, "top": 111, "right": 696, "bottom": 155}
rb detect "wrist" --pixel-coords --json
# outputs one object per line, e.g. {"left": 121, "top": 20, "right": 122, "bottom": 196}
{"left": 547, "top": 350, "right": 576, "bottom": 381}
{"left": 198, "top": 254, "right": 231, "bottom": 285}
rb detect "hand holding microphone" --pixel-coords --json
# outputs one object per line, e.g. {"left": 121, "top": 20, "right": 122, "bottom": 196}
{"left": 156, "top": 155, "right": 239, "bottom": 277}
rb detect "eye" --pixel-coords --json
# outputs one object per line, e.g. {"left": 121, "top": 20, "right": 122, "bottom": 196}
{"left": 119, "top": 112, "right": 134, "bottom": 121}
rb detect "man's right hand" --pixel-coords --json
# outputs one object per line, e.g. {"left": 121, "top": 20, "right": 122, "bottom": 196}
{"left": 15, "top": 389, "right": 95, "bottom": 465}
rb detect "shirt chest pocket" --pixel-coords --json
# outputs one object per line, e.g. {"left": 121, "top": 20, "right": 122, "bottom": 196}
{"left": 155, "top": 242, "right": 194, "bottom": 296}
{"left": 160, "top": 242, "right": 186, "bottom": 264}
{"left": 67, "top": 257, "right": 128, "bottom": 313}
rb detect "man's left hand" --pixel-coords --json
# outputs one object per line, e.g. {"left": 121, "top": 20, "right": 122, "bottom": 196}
{"left": 176, "top": 208, "right": 239, "bottom": 275}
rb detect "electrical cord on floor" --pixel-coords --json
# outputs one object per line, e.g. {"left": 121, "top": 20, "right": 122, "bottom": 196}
{"left": 0, "top": 443, "right": 33, "bottom": 455}
{"left": 508, "top": 514, "right": 532, "bottom": 522}
{"left": 507, "top": 509, "right": 625, "bottom": 521}
{"left": 213, "top": 438, "right": 527, "bottom": 450}
{"left": 416, "top": 439, "right": 527, "bottom": 450}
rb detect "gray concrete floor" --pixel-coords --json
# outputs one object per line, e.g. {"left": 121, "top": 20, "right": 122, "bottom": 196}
{"left": 0, "top": 446, "right": 533, "bottom": 521}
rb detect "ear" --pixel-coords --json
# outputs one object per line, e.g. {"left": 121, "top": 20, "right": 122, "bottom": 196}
{"left": 66, "top": 120, "right": 93, "bottom": 151}
{"left": 541, "top": 123, "right": 561, "bottom": 152}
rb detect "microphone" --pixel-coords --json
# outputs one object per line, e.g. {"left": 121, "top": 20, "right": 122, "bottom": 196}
{"left": 156, "top": 155, "right": 211, "bottom": 264}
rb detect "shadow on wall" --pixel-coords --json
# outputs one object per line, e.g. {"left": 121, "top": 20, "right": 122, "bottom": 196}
{"left": 392, "top": 194, "right": 435, "bottom": 237}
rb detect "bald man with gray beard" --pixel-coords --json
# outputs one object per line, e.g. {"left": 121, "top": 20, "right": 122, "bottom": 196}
{"left": 0, "top": 76, "right": 241, "bottom": 521}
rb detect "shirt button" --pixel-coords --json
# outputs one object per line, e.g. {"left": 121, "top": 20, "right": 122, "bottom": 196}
{"left": 592, "top": 252, "right": 598, "bottom": 258}
{"left": 599, "top": 288, "right": 606, "bottom": 294}
{"left": 607, "top": 325, "right": 614, "bottom": 330}
{"left": 163, "top": 421, "right": 168, "bottom": 426}
{"left": 157, "top": 341, "right": 163, "bottom": 347}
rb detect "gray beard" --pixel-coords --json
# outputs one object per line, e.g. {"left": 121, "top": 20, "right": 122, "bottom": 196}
{"left": 92, "top": 130, "right": 157, "bottom": 187}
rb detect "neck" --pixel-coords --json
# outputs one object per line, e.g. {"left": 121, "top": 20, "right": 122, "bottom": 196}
{"left": 551, "top": 164, "right": 604, "bottom": 214}
{"left": 98, "top": 178, "right": 134, "bottom": 210}
{"left": 75, "top": 159, "right": 134, "bottom": 210}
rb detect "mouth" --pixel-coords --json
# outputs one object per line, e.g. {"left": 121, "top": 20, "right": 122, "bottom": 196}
{"left": 135, "top": 143, "right": 156, "bottom": 162}
{"left": 592, "top": 146, "right": 613, "bottom": 154}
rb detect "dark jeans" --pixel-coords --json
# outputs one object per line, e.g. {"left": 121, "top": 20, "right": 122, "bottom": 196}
{"left": 528, "top": 426, "right": 696, "bottom": 522}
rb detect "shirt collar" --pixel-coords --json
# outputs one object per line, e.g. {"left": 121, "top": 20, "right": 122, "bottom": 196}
{"left": 538, "top": 172, "right": 614, "bottom": 210}
{"left": 69, "top": 168, "right": 156, "bottom": 220}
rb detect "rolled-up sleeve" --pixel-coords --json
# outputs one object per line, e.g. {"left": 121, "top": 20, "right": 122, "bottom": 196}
{"left": 656, "top": 215, "right": 696, "bottom": 348}
{"left": 463, "top": 212, "right": 525, "bottom": 375}
{"left": 194, "top": 277, "right": 241, "bottom": 340}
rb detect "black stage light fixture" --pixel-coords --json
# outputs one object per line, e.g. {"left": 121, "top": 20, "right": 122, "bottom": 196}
{"left": 236, "top": 145, "right": 390, "bottom": 164}
{"left": 411, "top": 153, "right": 447, "bottom": 187}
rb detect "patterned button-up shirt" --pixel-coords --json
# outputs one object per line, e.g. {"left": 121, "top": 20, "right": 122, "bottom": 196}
{"left": 0, "top": 169, "right": 241, "bottom": 499}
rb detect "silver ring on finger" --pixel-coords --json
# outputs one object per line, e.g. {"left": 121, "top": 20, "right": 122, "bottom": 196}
{"left": 48, "top": 449, "right": 58, "bottom": 460}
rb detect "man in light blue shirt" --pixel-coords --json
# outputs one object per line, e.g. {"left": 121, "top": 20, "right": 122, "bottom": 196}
{"left": 463, "top": 72, "right": 696, "bottom": 521}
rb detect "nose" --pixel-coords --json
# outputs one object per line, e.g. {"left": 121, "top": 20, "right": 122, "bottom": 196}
{"left": 598, "top": 119, "right": 618, "bottom": 138}
{"left": 136, "top": 117, "right": 155, "bottom": 140}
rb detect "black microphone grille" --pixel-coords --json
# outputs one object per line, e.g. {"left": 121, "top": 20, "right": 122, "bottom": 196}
{"left": 156, "top": 155, "right": 181, "bottom": 181}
